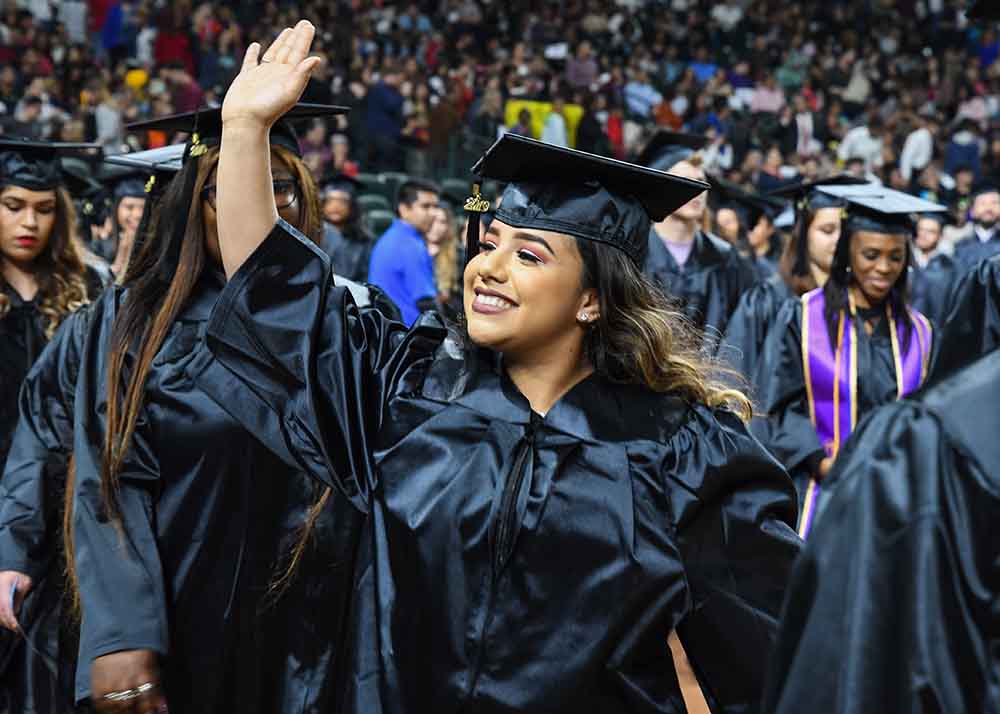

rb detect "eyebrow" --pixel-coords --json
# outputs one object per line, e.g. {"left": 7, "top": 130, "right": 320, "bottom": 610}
{"left": 485, "top": 226, "right": 555, "bottom": 255}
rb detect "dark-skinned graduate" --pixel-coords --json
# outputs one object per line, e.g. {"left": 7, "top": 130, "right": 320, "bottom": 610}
{"left": 638, "top": 130, "right": 758, "bottom": 350}
{"left": 752, "top": 184, "right": 946, "bottom": 538}
{"left": 193, "top": 21, "right": 800, "bottom": 714}
{"left": 68, "top": 103, "right": 399, "bottom": 714}
{"left": 719, "top": 176, "right": 866, "bottom": 393}
{"left": 763, "top": 343, "right": 1000, "bottom": 713}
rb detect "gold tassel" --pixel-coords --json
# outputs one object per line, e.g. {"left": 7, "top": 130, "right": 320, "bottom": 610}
{"left": 189, "top": 132, "right": 207, "bottom": 157}
{"left": 464, "top": 183, "right": 490, "bottom": 213}
{"left": 144, "top": 175, "right": 156, "bottom": 193}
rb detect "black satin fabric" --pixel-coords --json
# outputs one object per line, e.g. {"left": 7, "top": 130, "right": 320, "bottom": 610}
{"left": 929, "top": 255, "right": 1000, "bottom": 382}
{"left": 70, "top": 267, "right": 368, "bottom": 712}
{"left": 750, "top": 299, "right": 936, "bottom": 506}
{"left": 910, "top": 255, "right": 956, "bottom": 325}
{"left": 717, "top": 275, "right": 794, "bottom": 398}
{"left": 642, "top": 229, "right": 758, "bottom": 350}
{"left": 952, "top": 233, "right": 1000, "bottom": 271}
{"left": 763, "top": 349, "right": 1000, "bottom": 714}
{"left": 0, "top": 307, "right": 93, "bottom": 714}
{"left": 198, "top": 220, "right": 802, "bottom": 714}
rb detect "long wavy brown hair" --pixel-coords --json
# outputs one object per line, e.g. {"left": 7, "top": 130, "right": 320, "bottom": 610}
{"left": 61, "top": 144, "right": 330, "bottom": 609}
{"left": 0, "top": 185, "right": 90, "bottom": 338}
{"left": 577, "top": 240, "right": 752, "bottom": 421}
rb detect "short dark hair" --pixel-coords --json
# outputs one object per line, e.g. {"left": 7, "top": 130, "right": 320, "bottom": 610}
{"left": 396, "top": 179, "right": 440, "bottom": 212}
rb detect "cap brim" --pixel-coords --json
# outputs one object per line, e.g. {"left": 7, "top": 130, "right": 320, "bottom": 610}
{"left": 817, "top": 184, "right": 946, "bottom": 213}
{"left": 103, "top": 144, "right": 187, "bottom": 175}
{"left": 766, "top": 174, "right": 870, "bottom": 199}
{"left": 473, "top": 134, "right": 708, "bottom": 221}
{"left": 635, "top": 130, "right": 708, "bottom": 168}
{"left": 127, "top": 103, "right": 350, "bottom": 135}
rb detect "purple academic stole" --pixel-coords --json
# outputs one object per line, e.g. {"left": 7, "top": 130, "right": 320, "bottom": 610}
{"left": 796, "top": 288, "right": 932, "bottom": 538}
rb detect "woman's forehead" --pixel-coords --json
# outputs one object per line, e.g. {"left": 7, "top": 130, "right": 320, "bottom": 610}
{"left": 1, "top": 184, "right": 57, "bottom": 202}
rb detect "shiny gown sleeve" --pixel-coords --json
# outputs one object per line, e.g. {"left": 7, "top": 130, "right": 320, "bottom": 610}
{"left": 669, "top": 407, "right": 802, "bottom": 712}
{"left": 930, "top": 255, "right": 1000, "bottom": 380}
{"left": 751, "top": 300, "right": 824, "bottom": 473}
{"left": 0, "top": 307, "right": 89, "bottom": 578}
{"left": 762, "top": 393, "right": 1000, "bottom": 714}
{"left": 718, "top": 281, "right": 788, "bottom": 393}
{"left": 73, "top": 405, "right": 170, "bottom": 665}
{"left": 202, "top": 219, "right": 441, "bottom": 511}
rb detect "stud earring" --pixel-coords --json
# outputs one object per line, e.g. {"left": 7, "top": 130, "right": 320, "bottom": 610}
{"left": 578, "top": 312, "right": 590, "bottom": 322}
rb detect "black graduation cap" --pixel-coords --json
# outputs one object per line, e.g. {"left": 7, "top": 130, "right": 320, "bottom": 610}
{"left": 767, "top": 175, "right": 870, "bottom": 211}
{"left": 968, "top": 0, "right": 1000, "bottom": 20}
{"left": 635, "top": 130, "right": 708, "bottom": 172}
{"left": 816, "top": 183, "right": 946, "bottom": 235}
{"left": 709, "top": 176, "right": 785, "bottom": 228}
{"left": 127, "top": 103, "right": 350, "bottom": 159}
{"left": 0, "top": 138, "right": 102, "bottom": 191}
{"left": 970, "top": 180, "right": 1000, "bottom": 201}
{"left": 468, "top": 133, "right": 709, "bottom": 266}
{"left": 320, "top": 172, "right": 365, "bottom": 197}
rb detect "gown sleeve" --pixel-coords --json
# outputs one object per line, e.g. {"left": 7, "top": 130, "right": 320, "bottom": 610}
{"left": 762, "top": 397, "right": 1000, "bottom": 714}
{"left": 751, "top": 299, "right": 825, "bottom": 474}
{"left": 0, "top": 306, "right": 90, "bottom": 578}
{"left": 666, "top": 406, "right": 802, "bottom": 713}
{"left": 718, "top": 280, "right": 787, "bottom": 393}
{"left": 930, "top": 256, "right": 1000, "bottom": 381}
{"left": 72, "top": 395, "right": 170, "bottom": 668}
{"left": 200, "top": 219, "right": 444, "bottom": 511}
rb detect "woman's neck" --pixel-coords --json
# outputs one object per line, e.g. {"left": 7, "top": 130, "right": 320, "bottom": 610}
{"left": 111, "top": 232, "right": 134, "bottom": 277}
{"left": 654, "top": 214, "right": 697, "bottom": 244}
{"left": 506, "top": 348, "right": 593, "bottom": 416}
{"left": 1, "top": 257, "right": 38, "bottom": 301}
{"left": 809, "top": 263, "right": 829, "bottom": 289}
{"left": 848, "top": 282, "right": 883, "bottom": 311}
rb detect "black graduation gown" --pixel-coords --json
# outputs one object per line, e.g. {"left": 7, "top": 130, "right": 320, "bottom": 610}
{"left": 952, "top": 232, "right": 1000, "bottom": 271}
{"left": 322, "top": 222, "right": 375, "bottom": 284}
{"left": 751, "top": 299, "right": 935, "bottom": 504}
{"left": 762, "top": 349, "right": 1000, "bottom": 714}
{"left": 717, "top": 275, "right": 794, "bottom": 396}
{"left": 929, "top": 255, "right": 1000, "bottom": 381}
{"left": 910, "top": 254, "right": 957, "bottom": 325}
{"left": 0, "top": 266, "right": 107, "bottom": 476}
{"left": 196, "top": 221, "right": 803, "bottom": 714}
{"left": 71, "top": 268, "right": 367, "bottom": 713}
{"left": 0, "top": 308, "right": 93, "bottom": 714}
{"left": 643, "top": 229, "right": 758, "bottom": 349}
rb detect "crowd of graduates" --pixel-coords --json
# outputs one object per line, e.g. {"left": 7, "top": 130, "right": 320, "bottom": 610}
{"left": 1, "top": 3, "right": 1000, "bottom": 714}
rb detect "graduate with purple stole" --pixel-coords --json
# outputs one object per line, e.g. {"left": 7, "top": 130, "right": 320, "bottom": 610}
{"left": 752, "top": 185, "right": 945, "bottom": 537}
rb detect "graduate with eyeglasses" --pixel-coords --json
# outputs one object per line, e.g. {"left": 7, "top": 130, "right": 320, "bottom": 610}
{"left": 752, "top": 185, "right": 946, "bottom": 538}
{"left": 67, "top": 111, "right": 397, "bottom": 714}
{"left": 190, "top": 22, "right": 800, "bottom": 714}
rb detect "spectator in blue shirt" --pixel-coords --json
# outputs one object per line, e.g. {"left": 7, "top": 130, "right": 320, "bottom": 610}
{"left": 369, "top": 180, "right": 441, "bottom": 325}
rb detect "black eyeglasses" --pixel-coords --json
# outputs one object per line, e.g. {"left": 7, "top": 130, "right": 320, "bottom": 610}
{"left": 201, "top": 179, "right": 300, "bottom": 210}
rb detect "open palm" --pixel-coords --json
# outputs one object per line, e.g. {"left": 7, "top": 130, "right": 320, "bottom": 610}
{"left": 221, "top": 20, "right": 322, "bottom": 130}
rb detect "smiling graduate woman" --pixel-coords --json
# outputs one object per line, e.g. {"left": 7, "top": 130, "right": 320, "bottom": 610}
{"left": 195, "top": 21, "right": 801, "bottom": 714}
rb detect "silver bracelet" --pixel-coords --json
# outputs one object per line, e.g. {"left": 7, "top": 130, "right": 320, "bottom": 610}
{"left": 103, "top": 681, "right": 158, "bottom": 702}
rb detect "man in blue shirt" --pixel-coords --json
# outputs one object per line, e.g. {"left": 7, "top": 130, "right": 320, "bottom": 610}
{"left": 369, "top": 179, "right": 440, "bottom": 325}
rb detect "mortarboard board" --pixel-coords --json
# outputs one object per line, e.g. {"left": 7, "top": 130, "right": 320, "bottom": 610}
{"left": 635, "top": 130, "right": 709, "bottom": 172}
{"left": 816, "top": 183, "right": 946, "bottom": 235}
{"left": 467, "top": 134, "right": 709, "bottom": 266}
{"left": 0, "top": 138, "right": 102, "bottom": 191}
{"left": 320, "top": 173, "right": 365, "bottom": 197}
{"left": 127, "top": 103, "right": 349, "bottom": 159}
{"left": 709, "top": 176, "right": 785, "bottom": 229}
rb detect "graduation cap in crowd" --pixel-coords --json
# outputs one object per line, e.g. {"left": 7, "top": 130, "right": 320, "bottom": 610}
{"left": 127, "top": 103, "right": 350, "bottom": 159}
{"left": 635, "top": 130, "right": 708, "bottom": 172}
{"left": 768, "top": 175, "right": 872, "bottom": 276}
{"left": 0, "top": 138, "right": 102, "bottom": 191}
{"left": 709, "top": 175, "right": 786, "bottom": 230}
{"left": 60, "top": 159, "right": 113, "bottom": 228}
{"left": 320, "top": 172, "right": 365, "bottom": 198}
{"left": 816, "top": 183, "right": 946, "bottom": 236}
{"left": 465, "top": 134, "right": 709, "bottom": 266}
{"left": 124, "top": 102, "right": 348, "bottom": 283}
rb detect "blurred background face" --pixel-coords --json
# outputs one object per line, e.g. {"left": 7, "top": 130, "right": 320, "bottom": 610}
{"left": 807, "top": 207, "right": 842, "bottom": 273}
{"left": 322, "top": 190, "right": 352, "bottom": 225}
{"left": 715, "top": 207, "right": 741, "bottom": 244}
{"left": 914, "top": 217, "right": 942, "bottom": 253}
{"left": 665, "top": 160, "right": 707, "bottom": 222}
{"left": 116, "top": 196, "right": 146, "bottom": 239}
{"left": 972, "top": 191, "right": 1000, "bottom": 227}
{"left": 0, "top": 185, "right": 55, "bottom": 267}
{"left": 425, "top": 206, "right": 448, "bottom": 253}
{"left": 398, "top": 190, "right": 438, "bottom": 235}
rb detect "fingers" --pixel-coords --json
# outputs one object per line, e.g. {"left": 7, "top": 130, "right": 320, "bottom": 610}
{"left": 261, "top": 27, "right": 292, "bottom": 63}
{"left": 293, "top": 56, "right": 323, "bottom": 86}
{"left": 241, "top": 42, "right": 261, "bottom": 73}
{"left": 0, "top": 573, "right": 16, "bottom": 631}
{"left": 285, "top": 20, "right": 316, "bottom": 66}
